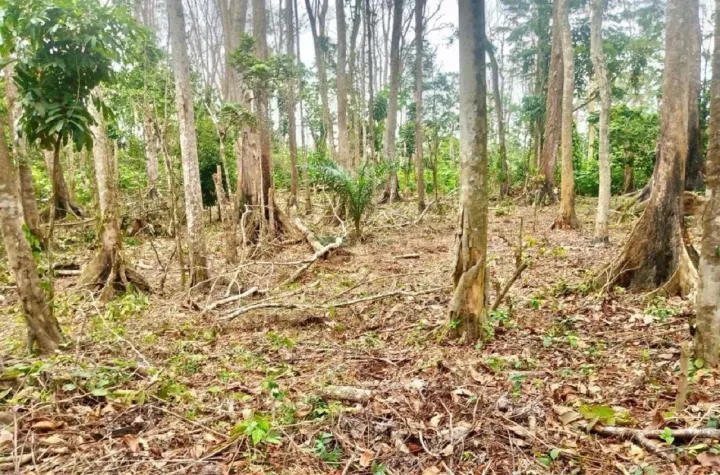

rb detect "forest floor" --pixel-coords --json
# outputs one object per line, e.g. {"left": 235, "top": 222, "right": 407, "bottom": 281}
{"left": 1, "top": 194, "right": 718, "bottom": 475}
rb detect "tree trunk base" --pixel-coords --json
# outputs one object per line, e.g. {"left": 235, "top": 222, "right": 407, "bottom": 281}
{"left": 550, "top": 214, "right": 580, "bottom": 230}
{"left": 79, "top": 249, "right": 150, "bottom": 301}
{"left": 242, "top": 201, "right": 301, "bottom": 245}
{"left": 591, "top": 236, "right": 610, "bottom": 247}
{"left": 595, "top": 214, "right": 698, "bottom": 297}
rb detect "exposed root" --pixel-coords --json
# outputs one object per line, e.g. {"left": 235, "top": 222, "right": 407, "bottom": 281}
{"left": 79, "top": 249, "right": 150, "bottom": 301}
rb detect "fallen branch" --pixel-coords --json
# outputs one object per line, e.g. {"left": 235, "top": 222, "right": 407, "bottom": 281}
{"left": 0, "top": 454, "right": 32, "bottom": 471}
{"left": 394, "top": 254, "right": 420, "bottom": 260}
{"left": 223, "top": 286, "right": 448, "bottom": 321}
{"left": 286, "top": 206, "right": 346, "bottom": 285}
{"left": 588, "top": 425, "right": 720, "bottom": 461}
{"left": 492, "top": 262, "right": 529, "bottom": 311}
{"left": 320, "top": 385, "right": 373, "bottom": 403}
{"left": 202, "top": 287, "right": 259, "bottom": 314}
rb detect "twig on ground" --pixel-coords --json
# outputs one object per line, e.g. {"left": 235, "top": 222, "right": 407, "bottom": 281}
{"left": 222, "top": 286, "right": 449, "bottom": 321}
{"left": 202, "top": 287, "right": 258, "bottom": 314}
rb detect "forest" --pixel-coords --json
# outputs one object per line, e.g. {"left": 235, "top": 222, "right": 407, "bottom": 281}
{"left": 0, "top": 0, "right": 719, "bottom": 473}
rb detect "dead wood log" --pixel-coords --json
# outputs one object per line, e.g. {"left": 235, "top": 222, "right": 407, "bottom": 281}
{"left": 320, "top": 385, "right": 373, "bottom": 402}
{"left": 202, "top": 287, "right": 258, "bottom": 314}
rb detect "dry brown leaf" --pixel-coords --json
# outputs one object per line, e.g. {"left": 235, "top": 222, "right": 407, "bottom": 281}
{"left": 440, "top": 444, "right": 454, "bottom": 456}
{"left": 359, "top": 449, "right": 374, "bottom": 467}
{"left": 31, "top": 419, "right": 62, "bottom": 431}
{"left": 41, "top": 434, "right": 64, "bottom": 446}
{"left": 429, "top": 413, "right": 443, "bottom": 428}
{"left": 123, "top": 434, "right": 140, "bottom": 453}
{"left": 422, "top": 467, "right": 441, "bottom": 475}
{"left": 697, "top": 451, "right": 720, "bottom": 467}
{"left": 553, "top": 405, "right": 582, "bottom": 425}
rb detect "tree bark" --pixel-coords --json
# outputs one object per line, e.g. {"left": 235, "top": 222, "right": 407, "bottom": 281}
{"left": 597, "top": 0, "right": 697, "bottom": 296}
{"left": 379, "top": 0, "right": 403, "bottom": 203}
{"left": 414, "top": 0, "right": 426, "bottom": 211}
{"left": 287, "top": 0, "right": 299, "bottom": 206}
{"left": 168, "top": 0, "right": 209, "bottom": 286}
{"left": 487, "top": 41, "right": 507, "bottom": 200}
{"left": 336, "top": 0, "right": 350, "bottom": 169}
{"left": 552, "top": 0, "right": 579, "bottom": 229}
{"left": 450, "top": 0, "right": 489, "bottom": 342}
{"left": 685, "top": 0, "right": 704, "bottom": 191}
{"left": 0, "top": 114, "right": 62, "bottom": 354}
{"left": 80, "top": 93, "right": 149, "bottom": 299}
{"left": 537, "top": 0, "right": 563, "bottom": 206}
{"left": 294, "top": 0, "right": 312, "bottom": 214}
{"left": 590, "top": 0, "right": 611, "bottom": 244}
{"left": 694, "top": 0, "right": 720, "bottom": 367}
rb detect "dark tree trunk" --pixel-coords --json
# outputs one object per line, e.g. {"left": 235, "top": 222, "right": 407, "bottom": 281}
{"left": 598, "top": 0, "right": 697, "bottom": 296}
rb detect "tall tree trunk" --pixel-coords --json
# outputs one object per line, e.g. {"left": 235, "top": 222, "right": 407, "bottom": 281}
{"left": 487, "top": 41, "right": 508, "bottom": 200}
{"left": 294, "top": 0, "right": 312, "bottom": 214}
{"left": 694, "top": 0, "right": 720, "bottom": 367}
{"left": 597, "top": 0, "right": 697, "bottom": 296}
{"left": 414, "top": 0, "right": 426, "bottom": 211}
{"left": 552, "top": 0, "right": 579, "bottom": 229}
{"left": 4, "top": 64, "right": 43, "bottom": 243}
{"left": 365, "top": 0, "right": 376, "bottom": 164}
{"left": 685, "top": 0, "right": 704, "bottom": 191}
{"left": 286, "top": 0, "right": 299, "bottom": 206}
{"left": 143, "top": 113, "right": 160, "bottom": 199}
{"left": 590, "top": 0, "right": 611, "bottom": 244}
{"left": 336, "top": 0, "right": 350, "bottom": 169}
{"left": 450, "top": 0, "right": 489, "bottom": 342}
{"left": 168, "top": 0, "right": 209, "bottom": 286}
{"left": 0, "top": 115, "right": 62, "bottom": 354}
{"left": 379, "top": 0, "right": 403, "bottom": 203}
{"left": 79, "top": 93, "right": 149, "bottom": 299}
{"left": 305, "top": 0, "right": 336, "bottom": 160}
{"left": 537, "top": 0, "right": 563, "bottom": 205}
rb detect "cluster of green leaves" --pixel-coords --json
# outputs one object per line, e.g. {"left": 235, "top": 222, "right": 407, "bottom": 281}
{"left": 312, "top": 158, "right": 375, "bottom": 237}
{"left": 0, "top": 0, "right": 140, "bottom": 151}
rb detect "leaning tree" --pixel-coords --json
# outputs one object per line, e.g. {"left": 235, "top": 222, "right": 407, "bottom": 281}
{"left": 597, "top": 0, "right": 697, "bottom": 295}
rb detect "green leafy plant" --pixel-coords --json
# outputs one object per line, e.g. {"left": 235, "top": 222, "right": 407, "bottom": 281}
{"left": 659, "top": 427, "right": 675, "bottom": 445}
{"left": 312, "top": 159, "right": 375, "bottom": 238}
{"left": 230, "top": 412, "right": 281, "bottom": 446}
{"left": 312, "top": 432, "right": 343, "bottom": 466}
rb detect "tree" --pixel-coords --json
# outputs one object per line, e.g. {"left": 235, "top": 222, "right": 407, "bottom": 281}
{"left": 336, "top": 0, "right": 350, "bottom": 169}
{"left": 167, "top": 0, "right": 209, "bottom": 286}
{"left": 536, "top": 0, "right": 563, "bottom": 205}
{"left": 597, "top": 0, "right": 697, "bottom": 295}
{"left": 78, "top": 92, "right": 150, "bottom": 298}
{"left": 694, "top": 0, "right": 720, "bottom": 367}
{"left": 0, "top": 0, "right": 132, "bottom": 221}
{"left": 379, "top": 0, "right": 403, "bottom": 203}
{"left": 4, "top": 64, "right": 43, "bottom": 244}
{"left": 0, "top": 114, "right": 63, "bottom": 354}
{"left": 450, "top": 0, "right": 488, "bottom": 341}
{"left": 487, "top": 41, "right": 508, "bottom": 200}
{"left": 685, "top": 0, "right": 703, "bottom": 191}
{"left": 286, "top": 0, "right": 299, "bottom": 206}
{"left": 305, "top": 0, "right": 336, "bottom": 159}
{"left": 552, "top": 0, "right": 579, "bottom": 229}
{"left": 365, "top": 0, "right": 376, "bottom": 165}
{"left": 590, "top": 0, "right": 610, "bottom": 244}
{"left": 414, "top": 0, "right": 426, "bottom": 211}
